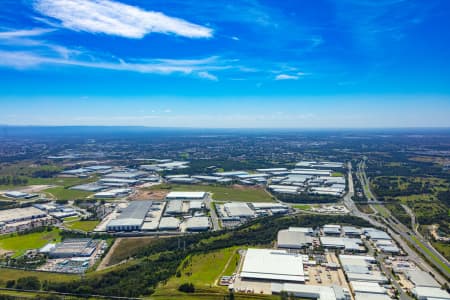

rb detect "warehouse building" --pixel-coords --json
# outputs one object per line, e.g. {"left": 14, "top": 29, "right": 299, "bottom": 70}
{"left": 104, "top": 171, "right": 148, "bottom": 179}
{"left": 184, "top": 216, "right": 210, "bottom": 231}
{"left": 405, "top": 269, "right": 441, "bottom": 288}
{"left": 70, "top": 183, "right": 105, "bottom": 192}
{"left": 342, "top": 226, "right": 362, "bottom": 237}
{"left": 166, "top": 191, "right": 207, "bottom": 201}
{"left": 364, "top": 228, "right": 391, "bottom": 240}
{"left": 277, "top": 229, "right": 312, "bottom": 249}
{"left": 320, "top": 237, "right": 364, "bottom": 252}
{"left": 412, "top": 287, "right": 450, "bottom": 300}
{"left": 288, "top": 227, "right": 314, "bottom": 236}
{"left": 165, "top": 200, "right": 183, "bottom": 215}
{"left": 191, "top": 175, "right": 222, "bottom": 182}
{"left": 94, "top": 188, "right": 132, "bottom": 198}
{"left": 106, "top": 201, "right": 152, "bottom": 231}
{"left": 99, "top": 178, "right": 139, "bottom": 186}
{"left": 271, "top": 283, "right": 347, "bottom": 300}
{"left": 213, "top": 171, "right": 249, "bottom": 177}
{"left": 3, "top": 191, "right": 29, "bottom": 199}
{"left": 168, "top": 177, "right": 199, "bottom": 184}
{"left": 158, "top": 217, "right": 181, "bottom": 230}
{"left": 240, "top": 248, "right": 305, "bottom": 283}
{"left": 224, "top": 202, "right": 254, "bottom": 218}
{"left": 350, "top": 281, "right": 388, "bottom": 295}
{"left": 339, "top": 255, "right": 388, "bottom": 283}
{"left": 49, "top": 239, "right": 98, "bottom": 258}
{"left": 322, "top": 224, "right": 341, "bottom": 236}
{"left": 291, "top": 168, "right": 332, "bottom": 176}
{"left": 250, "top": 203, "right": 289, "bottom": 214}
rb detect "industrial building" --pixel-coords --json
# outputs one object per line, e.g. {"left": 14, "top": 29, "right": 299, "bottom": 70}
{"left": 412, "top": 286, "right": 450, "bottom": 300}
{"left": 3, "top": 191, "right": 29, "bottom": 199}
{"left": 288, "top": 227, "right": 314, "bottom": 235}
{"left": 70, "top": 183, "right": 106, "bottom": 192}
{"left": 158, "top": 217, "right": 180, "bottom": 230}
{"left": 184, "top": 216, "right": 210, "bottom": 231}
{"left": 405, "top": 269, "right": 441, "bottom": 288}
{"left": 104, "top": 171, "right": 147, "bottom": 179}
{"left": 364, "top": 228, "right": 391, "bottom": 240}
{"left": 213, "top": 171, "right": 249, "bottom": 177}
{"left": 223, "top": 202, "right": 254, "bottom": 218}
{"left": 320, "top": 237, "right": 364, "bottom": 252}
{"left": 106, "top": 200, "right": 153, "bottom": 231}
{"left": 250, "top": 202, "right": 289, "bottom": 215}
{"left": 240, "top": 248, "right": 305, "bottom": 283}
{"left": 0, "top": 206, "right": 46, "bottom": 224}
{"left": 0, "top": 206, "right": 53, "bottom": 234}
{"left": 94, "top": 188, "right": 132, "bottom": 198}
{"left": 165, "top": 200, "right": 183, "bottom": 215}
{"left": 350, "top": 281, "right": 388, "bottom": 296}
{"left": 166, "top": 191, "right": 207, "bottom": 201}
{"left": 339, "top": 255, "right": 388, "bottom": 283}
{"left": 342, "top": 226, "right": 362, "bottom": 237}
{"left": 168, "top": 177, "right": 199, "bottom": 184}
{"left": 271, "top": 283, "right": 347, "bottom": 300}
{"left": 49, "top": 239, "right": 98, "bottom": 258}
{"left": 277, "top": 229, "right": 312, "bottom": 249}
{"left": 322, "top": 224, "right": 341, "bottom": 236}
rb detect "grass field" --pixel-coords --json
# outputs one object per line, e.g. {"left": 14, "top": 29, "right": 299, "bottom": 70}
{"left": 432, "top": 241, "right": 450, "bottom": 261}
{"left": 292, "top": 204, "right": 312, "bottom": 210}
{"left": 331, "top": 172, "right": 344, "bottom": 177}
{"left": 44, "top": 186, "right": 93, "bottom": 200}
{"left": 150, "top": 184, "right": 275, "bottom": 202}
{"left": 0, "top": 228, "right": 61, "bottom": 257}
{"left": 411, "top": 236, "right": 450, "bottom": 274}
{"left": 222, "top": 250, "right": 240, "bottom": 276}
{"left": 105, "top": 237, "right": 157, "bottom": 267}
{"left": 153, "top": 247, "right": 235, "bottom": 298}
{"left": 65, "top": 220, "right": 100, "bottom": 232}
{"left": 0, "top": 176, "right": 97, "bottom": 190}
{"left": 372, "top": 204, "right": 390, "bottom": 218}
{"left": 0, "top": 268, "right": 77, "bottom": 285}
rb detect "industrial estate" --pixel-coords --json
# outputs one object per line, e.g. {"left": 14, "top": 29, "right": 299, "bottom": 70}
{"left": 0, "top": 129, "right": 449, "bottom": 300}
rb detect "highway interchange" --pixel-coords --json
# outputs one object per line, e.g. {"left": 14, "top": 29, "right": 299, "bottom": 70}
{"left": 344, "top": 161, "right": 449, "bottom": 286}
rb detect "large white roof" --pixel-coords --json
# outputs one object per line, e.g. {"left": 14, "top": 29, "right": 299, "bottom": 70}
{"left": 166, "top": 191, "right": 206, "bottom": 199}
{"left": 224, "top": 202, "right": 254, "bottom": 217}
{"left": 0, "top": 207, "right": 46, "bottom": 223}
{"left": 350, "top": 281, "right": 387, "bottom": 294}
{"left": 413, "top": 286, "right": 450, "bottom": 300}
{"left": 241, "top": 248, "right": 304, "bottom": 282}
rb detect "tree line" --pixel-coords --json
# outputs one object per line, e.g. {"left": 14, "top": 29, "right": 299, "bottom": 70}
{"left": 37, "top": 214, "right": 371, "bottom": 297}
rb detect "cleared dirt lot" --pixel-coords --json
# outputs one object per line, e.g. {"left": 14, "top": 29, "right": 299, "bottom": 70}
{"left": 132, "top": 188, "right": 168, "bottom": 200}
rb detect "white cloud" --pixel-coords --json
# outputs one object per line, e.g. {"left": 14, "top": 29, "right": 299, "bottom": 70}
{"left": 0, "top": 48, "right": 233, "bottom": 80}
{"left": 197, "top": 71, "right": 218, "bottom": 81}
{"left": 275, "top": 74, "right": 298, "bottom": 80}
{"left": 0, "top": 28, "right": 53, "bottom": 39}
{"left": 231, "top": 36, "right": 240, "bottom": 41}
{"left": 33, "top": 0, "right": 213, "bottom": 39}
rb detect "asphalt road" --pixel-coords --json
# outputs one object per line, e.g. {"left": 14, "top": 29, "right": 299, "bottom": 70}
{"left": 206, "top": 193, "right": 220, "bottom": 231}
{"left": 344, "top": 161, "right": 449, "bottom": 285}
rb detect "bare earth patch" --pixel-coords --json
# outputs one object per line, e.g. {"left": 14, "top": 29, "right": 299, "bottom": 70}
{"left": 133, "top": 189, "right": 168, "bottom": 200}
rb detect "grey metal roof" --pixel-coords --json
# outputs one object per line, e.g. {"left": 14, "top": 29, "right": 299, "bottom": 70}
{"left": 118, "top": 200, "right": 152, "bottom": 220}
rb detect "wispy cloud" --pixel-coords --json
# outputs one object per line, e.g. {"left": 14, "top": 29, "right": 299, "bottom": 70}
{"left": 0, "top": 49, "right": 231, "bottom": 77}
{"left": 198, "top": 71, "right": 218, "bottom": 81}
{"left": 0, "top": 28, "right": 54, "bottom": 38}
{"left": 33, "top": 0, "right": 213, "bottom": 39}
{"left": 275, "top": 74, "right": 299, "bottom": 80}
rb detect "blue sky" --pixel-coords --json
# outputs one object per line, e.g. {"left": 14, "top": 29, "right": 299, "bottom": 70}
{"left": 0, "top": 0, "right": 450, "bottom": 128}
